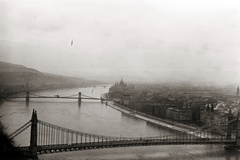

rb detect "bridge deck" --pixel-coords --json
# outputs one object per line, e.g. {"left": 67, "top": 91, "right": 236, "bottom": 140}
{"left": 19, "top": 138, "right": 235, "bottom": 154}
{"left": 7, "top": 97, "right": 101, "bottom": 100}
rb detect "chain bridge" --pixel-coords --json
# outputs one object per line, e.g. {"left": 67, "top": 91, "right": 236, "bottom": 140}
{"left": 6, "top": 91, "right": 109, "bottom": 104}
{"left": 8, "top": 109, "right": 240, "bottom": 159}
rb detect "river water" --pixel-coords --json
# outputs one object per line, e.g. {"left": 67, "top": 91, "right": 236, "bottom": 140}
{"left": 0, "top": 86, "right": 239, "bottom": 160}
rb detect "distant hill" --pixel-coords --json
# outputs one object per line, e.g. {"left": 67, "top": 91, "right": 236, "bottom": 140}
{"left": 0, "top": 61, "right": 97, "bottom": 96}
{"left": 0, "top": 61, "right": 40, "bottom": 73}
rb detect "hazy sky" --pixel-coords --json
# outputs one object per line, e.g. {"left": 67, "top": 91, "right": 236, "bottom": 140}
{"left": 0, "top": 0, "right": 240, "bottom": 84}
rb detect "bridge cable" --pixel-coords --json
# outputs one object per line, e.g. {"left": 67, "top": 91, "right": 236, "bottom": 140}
{"left": 60, "top": 93, "right": 79, "bottom": 97}
{"left": 38, "top": 119, "right": 134, "bottom": 140}
{"left": 29, "top": 93, "right": 46, "bottom": 97}
{"left": 9, "top": 122, "right": 32, "bottom": 139}
{"left": 81, "top": 94, "right": 97, "bottom": 98}
{"left": 9, "top": 120, "right": 31, "bottom": 138}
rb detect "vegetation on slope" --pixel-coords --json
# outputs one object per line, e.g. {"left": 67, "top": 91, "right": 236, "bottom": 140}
{"left": 0, "top": 118, "right": 27, "bottom": 159}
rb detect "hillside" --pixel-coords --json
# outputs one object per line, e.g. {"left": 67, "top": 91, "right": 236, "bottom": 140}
{"left": 0, "top": 61, "right": 40, "bottom": 73}
{"left": 0, "top": 61, "right": 97, "bottom": 97}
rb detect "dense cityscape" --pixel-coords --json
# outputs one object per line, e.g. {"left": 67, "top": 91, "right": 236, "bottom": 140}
{"left": 108, "top": 79, "right": 239, "bottom": 135}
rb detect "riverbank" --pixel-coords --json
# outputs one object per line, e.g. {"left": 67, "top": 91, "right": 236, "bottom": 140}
{"left": 107, "top": 102, "right": 193, "bottom": 133}
{"left": 99, "top": 92, "right": 198, "bottom": 134}
{"left": 104, "top": 100, "right": 228, "bottom": 140}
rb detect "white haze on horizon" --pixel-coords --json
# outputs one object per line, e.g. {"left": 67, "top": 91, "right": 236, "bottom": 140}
{"left": 0, "top": 0, "right": 240, "bottom": 84}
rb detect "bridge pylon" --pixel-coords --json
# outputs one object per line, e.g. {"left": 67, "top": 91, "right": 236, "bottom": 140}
{"left": 26, "top": 91, "right": 30, "bottom": 103}
{"left": 225, "top": 111, "right": 240, "bottom": 150}
{"left": 78, "top": 92, "right": 81, "bottom": 105}
{"left": 29, "top": 109, "right": 38, "bottom": 159}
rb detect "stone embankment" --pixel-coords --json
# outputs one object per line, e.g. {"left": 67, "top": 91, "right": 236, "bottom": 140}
{"left": 101, "top": 94, "right": 199, "bottom": 134}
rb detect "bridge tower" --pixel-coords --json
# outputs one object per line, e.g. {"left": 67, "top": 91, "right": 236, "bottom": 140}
{"left": 227, "top": 109, "right": 234, "bottom": 139}
{"left": 78, "top": 92, "right": 81, "bottom": 105}
{"left": 30, "top": 109, "right": 38, "bottom": 159}
{"left": 26, "top": 91, "right": 30, "bottom": 103}
{"left": 236, "top": 111, "right": 240, "bottom": 148}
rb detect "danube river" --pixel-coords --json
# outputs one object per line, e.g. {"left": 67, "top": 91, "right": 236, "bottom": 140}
{"left": 0, "top": 86, "right": 239, "bottom": 160}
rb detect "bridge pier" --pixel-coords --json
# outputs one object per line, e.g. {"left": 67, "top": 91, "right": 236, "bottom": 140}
{"left": 30, "top": 109, "right": 38, "bottom": 159}
{"left": 78, "top": 92, "right": 81, "bottom": 105}
{"left": 26, "top": 91, "right": 30, "bottom": 103}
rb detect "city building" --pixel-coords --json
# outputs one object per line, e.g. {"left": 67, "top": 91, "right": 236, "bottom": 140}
{"left": 109, "top": 79, "right": 134, "bottom": 99}
{"left": 200, "top": 104, "right": 231, "bottom": 134}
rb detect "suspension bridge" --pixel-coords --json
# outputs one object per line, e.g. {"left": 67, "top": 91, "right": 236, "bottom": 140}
{"left": 6, "top": 91, "right": 110, "bottom": 104}
{"left": 8, "top": 109, "right": 240, "bottom": 159}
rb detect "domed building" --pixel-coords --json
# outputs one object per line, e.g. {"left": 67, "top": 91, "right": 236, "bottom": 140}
{"left": 108, "top": 79, "right": 134, "bottom": 99}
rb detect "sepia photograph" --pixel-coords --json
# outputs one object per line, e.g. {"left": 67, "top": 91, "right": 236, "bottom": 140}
{"left": 0, "top": 0, "right": 240, "bottom": 159}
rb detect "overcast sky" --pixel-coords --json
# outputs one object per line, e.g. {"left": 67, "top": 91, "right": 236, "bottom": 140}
{"left": 0, "top": 0, "right": 240, "bottom": 84}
